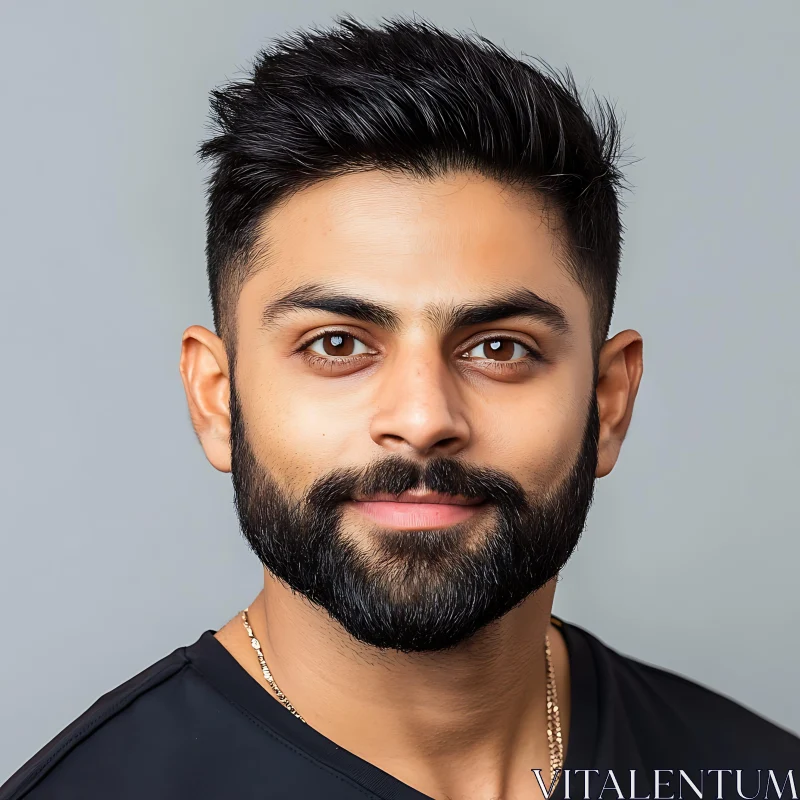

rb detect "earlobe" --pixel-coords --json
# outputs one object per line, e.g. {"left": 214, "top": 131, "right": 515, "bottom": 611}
{"left": 179, "top": 325, "right": 233, "bottom": 473}
{"left": 594, "top": 330, "right": 644, "bottom": 478}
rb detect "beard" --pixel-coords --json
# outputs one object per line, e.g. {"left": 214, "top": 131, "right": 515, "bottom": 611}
{"left": 230, "top": 375, "right": 599, "bottom": 654}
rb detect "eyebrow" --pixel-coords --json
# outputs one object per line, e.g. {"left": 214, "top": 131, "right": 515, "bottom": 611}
{"left": 260, "top": 283, "right": 571, "bottom": 337}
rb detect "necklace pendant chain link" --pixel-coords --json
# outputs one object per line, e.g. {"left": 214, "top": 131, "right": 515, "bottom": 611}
{"left": 241, "top": 609, "right": 306, "bottom": 723}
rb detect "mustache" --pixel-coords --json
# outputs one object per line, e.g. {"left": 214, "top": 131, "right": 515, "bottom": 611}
{"left": 304, "top": 454, "right": 528, "bottom": 511}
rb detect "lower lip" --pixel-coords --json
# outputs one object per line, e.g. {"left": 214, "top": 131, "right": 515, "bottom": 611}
{"left": 348, "top": 501, "right": 485, "bottom": 530}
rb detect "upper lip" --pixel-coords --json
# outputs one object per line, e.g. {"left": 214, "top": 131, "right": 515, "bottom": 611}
{"left": 352, "top": 490, "right": 484, "bottom": 506}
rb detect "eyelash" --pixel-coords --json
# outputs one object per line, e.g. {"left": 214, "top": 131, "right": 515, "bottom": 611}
{"left": 296, "top": 329, "right": 544, "bottom": 372}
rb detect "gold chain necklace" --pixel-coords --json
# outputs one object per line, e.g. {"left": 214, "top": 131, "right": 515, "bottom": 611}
{"left": 241, "top": 607, "right": 564, "bottom": 784}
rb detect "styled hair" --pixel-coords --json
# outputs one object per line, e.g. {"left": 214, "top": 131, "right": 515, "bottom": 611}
{"left": 198, "top": 15, "right": 627, "bottom": 355}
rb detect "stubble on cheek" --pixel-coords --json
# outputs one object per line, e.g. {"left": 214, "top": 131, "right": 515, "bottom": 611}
{"left": 503, "top": 434, "right": 580, "bottom": 514}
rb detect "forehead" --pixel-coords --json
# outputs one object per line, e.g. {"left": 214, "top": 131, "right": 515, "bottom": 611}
{"left": 246, "top": 169, "right": 589, "bottom": 330}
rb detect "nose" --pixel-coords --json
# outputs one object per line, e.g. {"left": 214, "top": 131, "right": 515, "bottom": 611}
{"left": 368, "top": 345, "right": 471, "bottom": 458}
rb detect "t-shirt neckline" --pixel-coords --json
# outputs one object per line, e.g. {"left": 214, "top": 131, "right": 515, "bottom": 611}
{"left": 186, "top": 615, "right": 598, "bottom": 800}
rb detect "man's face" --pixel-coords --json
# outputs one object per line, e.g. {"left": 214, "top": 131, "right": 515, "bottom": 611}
{"left": 229, "top": 170, "right": 599, "bottom": 652}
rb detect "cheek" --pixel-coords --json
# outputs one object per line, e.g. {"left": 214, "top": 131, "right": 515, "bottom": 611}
{"left": 521, "top": 409, "right": 585, "bottom": 492}
{"left": 241, "top": 365, "right": 359, "bottom": 487}
{"left": 478, "top": 372, "right": 589, "bottom": 493}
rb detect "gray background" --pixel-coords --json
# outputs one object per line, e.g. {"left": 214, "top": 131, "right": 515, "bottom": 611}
{"left": 1, "top": 0, "right": 798, "bottom": 781}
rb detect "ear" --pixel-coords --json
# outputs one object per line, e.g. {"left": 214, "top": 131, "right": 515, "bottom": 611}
{"left": 595, "top": 329, "right": 644, "bottom": 478}
{"left": 179, "top": 325, "right": 232, "bottom": 473}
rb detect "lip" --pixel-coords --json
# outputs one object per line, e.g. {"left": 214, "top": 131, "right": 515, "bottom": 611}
{"left": 347, "top": 491, "right": 487, "bottom": 530}
{"left": 351, "top": 490, "right": 484, "bottom": 505}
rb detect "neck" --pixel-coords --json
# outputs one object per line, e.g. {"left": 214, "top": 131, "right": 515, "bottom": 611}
{"left": 218, "top": 571, "right": 570, "bottom": 800}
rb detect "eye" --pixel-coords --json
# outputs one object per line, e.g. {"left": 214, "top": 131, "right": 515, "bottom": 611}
{"left": 463, "top": 338, "right": 533, "bottom": 362}
{"left": 306, "top": 331, "right": 373, "bottom": 357}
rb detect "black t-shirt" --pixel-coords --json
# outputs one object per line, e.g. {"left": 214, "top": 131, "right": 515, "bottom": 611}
{"left": 2, "top": 616, "right": 798, "bottom": 800}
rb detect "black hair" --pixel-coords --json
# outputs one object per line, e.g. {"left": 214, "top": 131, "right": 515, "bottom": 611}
{"left": 198, "top": 15, "right": 627, "bottom": 355}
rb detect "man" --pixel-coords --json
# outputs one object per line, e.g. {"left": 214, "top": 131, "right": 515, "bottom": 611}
{"left": 2, "top": 15, "right": 798, "bottom": 800}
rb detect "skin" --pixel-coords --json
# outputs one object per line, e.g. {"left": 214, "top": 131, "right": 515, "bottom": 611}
{"left": 179, "top": 169, "right": 643, "bottom": 800}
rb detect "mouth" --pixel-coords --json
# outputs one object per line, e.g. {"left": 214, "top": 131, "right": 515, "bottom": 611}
{"left": 347, "top": 490, "right": 487, "bottom": 530}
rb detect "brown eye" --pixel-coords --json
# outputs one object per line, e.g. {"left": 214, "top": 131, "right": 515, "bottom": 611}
{"left": 307, "top": 332, "right": 371, "bottom": 357}
{"left": 465, "top": 339, "right": 530, "bottom": 362}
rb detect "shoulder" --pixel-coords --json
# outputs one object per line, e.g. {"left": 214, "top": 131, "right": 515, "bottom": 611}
{"left": 562, "top": 617, "right": 800, "bottom": 764}
{"left": 0, "top": 637, "right": 202, "bottom": 800}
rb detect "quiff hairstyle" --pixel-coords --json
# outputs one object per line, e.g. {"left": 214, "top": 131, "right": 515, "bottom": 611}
{"left": 198, "top": 16, "right": 627, "bottom": 357}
